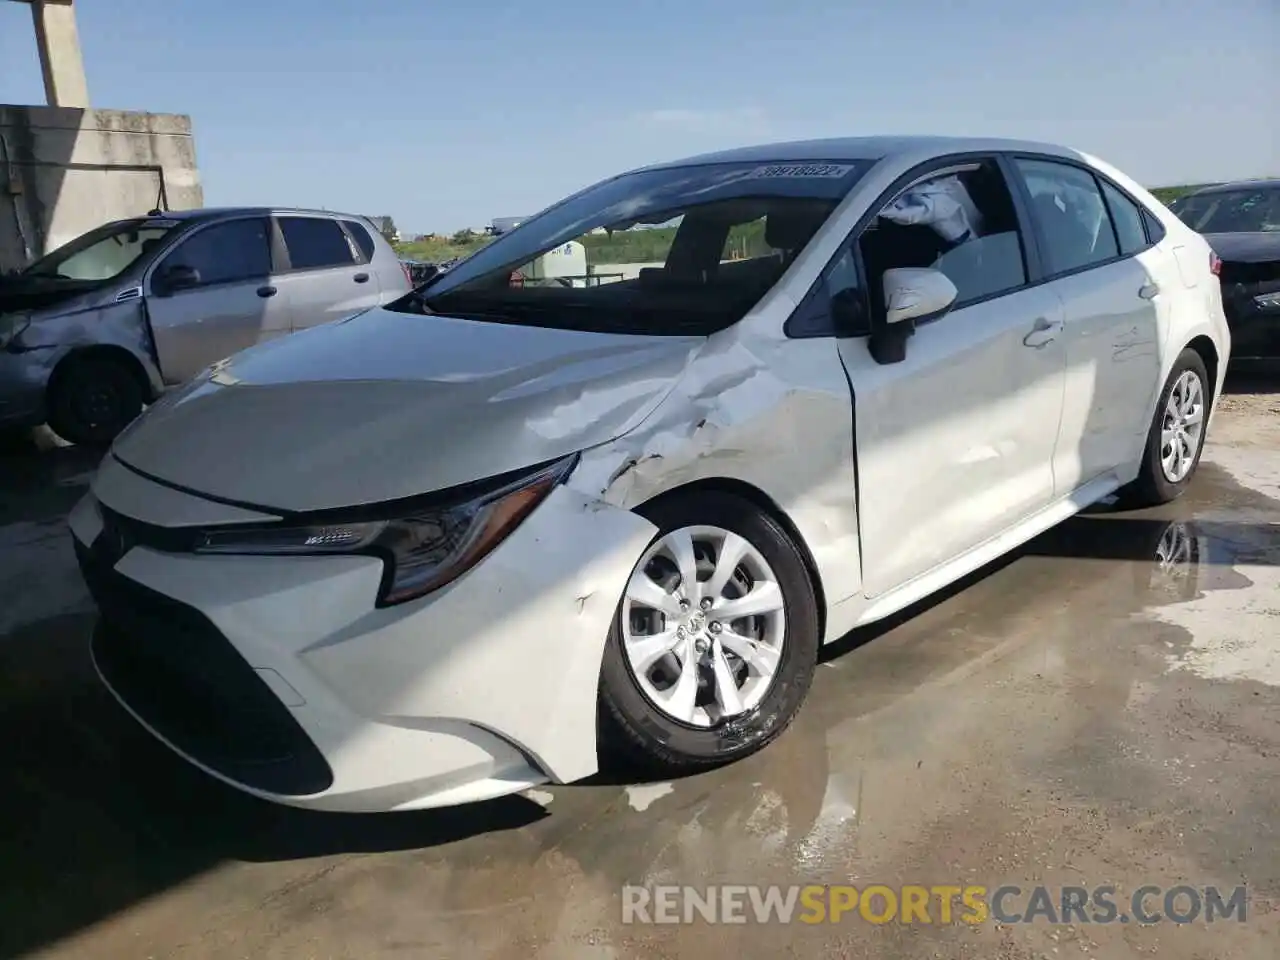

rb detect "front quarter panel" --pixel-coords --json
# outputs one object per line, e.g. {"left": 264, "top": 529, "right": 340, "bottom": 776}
{"left": 566, "top": 299, "right": 865, "bottom": 643}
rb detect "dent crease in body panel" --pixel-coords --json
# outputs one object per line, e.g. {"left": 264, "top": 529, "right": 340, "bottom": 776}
{"left": 2, "top": 299, "right": 163, "bottom": 428}
{"left": 566, "top": 304, "right": 866, "bottom": 644}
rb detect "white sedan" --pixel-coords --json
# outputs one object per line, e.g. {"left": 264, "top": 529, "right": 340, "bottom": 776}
{"left": 70, "top": 136, "right": 1230, "bottom": 812}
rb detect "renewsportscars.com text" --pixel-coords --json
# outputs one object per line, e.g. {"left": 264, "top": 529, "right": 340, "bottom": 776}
{"left": 621, "top": 884, "right": 1248, "bottom": 926}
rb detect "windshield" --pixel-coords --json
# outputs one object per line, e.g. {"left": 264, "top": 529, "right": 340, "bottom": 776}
{"left": 21, "top": 218, "right": 181, "bottom": 283}
{"left": 1171, "top": 187, "right": 1280, "bottom": 234}
{"left": 401, "top": 159, "right": 872, "bottom": 334}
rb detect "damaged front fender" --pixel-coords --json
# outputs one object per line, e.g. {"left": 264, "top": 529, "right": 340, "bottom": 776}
{"left": 0, "top": 300, "right": 162, "bottom": 429}
{"left": 565, "top": 312, "right": 866, "bottom": 643}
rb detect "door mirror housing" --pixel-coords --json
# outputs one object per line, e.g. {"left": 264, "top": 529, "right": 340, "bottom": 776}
{"left": 868, "top": 267, "right": 959, "bottom": 365}
{"left": 884, "top": 267, "right": 958, "bottom": 326}
{"left": 155, "top": 263, "right": 201, "bottom": 295}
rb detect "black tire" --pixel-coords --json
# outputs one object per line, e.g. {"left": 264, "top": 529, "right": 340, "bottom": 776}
{"left": 598, "top": 491, "right": 820, "bottom": 774}
{"left": 1116, "top": 348, "right": 1210, "bottom": 509}
{"left": 47, "top": 354, "right": 145, "bottom": 447}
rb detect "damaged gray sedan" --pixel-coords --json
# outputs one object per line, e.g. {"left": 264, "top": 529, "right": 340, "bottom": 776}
{"left": 0, "top": 208, "right": 409, "bottom": 445}
{"left": 70, "top": 136, "right": 1229, "bottom": 811}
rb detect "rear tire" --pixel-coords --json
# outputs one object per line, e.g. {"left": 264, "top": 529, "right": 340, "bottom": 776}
{"left": 598, "top": 491, "right": 820, "bottom": 774}
{"left": 1117, "top": 348, "right": 1210, "bottom": 508}
{"left": 47, "top": 354, "right": 145, "bottom": 448}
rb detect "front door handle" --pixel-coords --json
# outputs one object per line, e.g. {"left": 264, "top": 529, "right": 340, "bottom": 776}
{"left": 256, "top": 285, "right": 277, "bottom": 298}
{"left": 1022, "top": 316, "right": 1061, "bottom": 349}
{"left": 1138, "top": 282, "right": 1160, "bottom": 300}
{"left": 353, "top": 273, "right": 370, "bottom": 283}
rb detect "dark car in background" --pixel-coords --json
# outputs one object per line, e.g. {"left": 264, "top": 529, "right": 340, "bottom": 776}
{"left": 401, "top": 259, "right": 441, "bottom": 287}
{"left": 1170, "top": 179, "right": 1280, "bottom": 360}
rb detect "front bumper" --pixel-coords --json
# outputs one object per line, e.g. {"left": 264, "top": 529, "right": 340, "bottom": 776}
{"left": 71, "top": 459, "right": 656, "bottom": 812}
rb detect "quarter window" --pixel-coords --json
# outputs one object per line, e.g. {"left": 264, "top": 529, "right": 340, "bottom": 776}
{"left": 854, "top": 158, "right": 1027, "bottom": 318}
{"left": 279, "top": 217, "right": 357, "bottom": 270}
{"left": 1015, "top": 158, "right": 1119, "bottom": 274}
{"left": 156, "top": 218, "right": 271, "bottom": 287}
{"left": 1100, "top": 180, "right": 1147, "bottom": 256}
{"left": 344, "top": 220, "right": 377, "bottom": 261}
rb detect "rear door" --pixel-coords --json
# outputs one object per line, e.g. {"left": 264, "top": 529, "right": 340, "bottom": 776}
{"left": 1008, "top": 157, "right": 1164, "bottom": 493}
{"left": 272, "top": 215, "right": 383, "bottom": 331}
{"left": 144, "top": 216, "right": 290, "bottom": 385}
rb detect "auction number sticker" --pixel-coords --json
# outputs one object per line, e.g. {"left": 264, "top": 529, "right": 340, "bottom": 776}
{"left": 749, "top": 163, "right": 854, "bottom": 179}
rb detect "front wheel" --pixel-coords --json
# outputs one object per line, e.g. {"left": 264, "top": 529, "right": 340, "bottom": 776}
{"left": 47, "top": 354, "right": 145, "bottom": 447}
{"left": 598, "top": 491, "right": 820, "bottom": 774}
{"left": 1117, "top": 348, "right": 1211, "bottom": 508}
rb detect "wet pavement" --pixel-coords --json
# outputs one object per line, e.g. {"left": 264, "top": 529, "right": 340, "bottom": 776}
{"left": 1, "top": 391, "right": 1278, "bottom": 960}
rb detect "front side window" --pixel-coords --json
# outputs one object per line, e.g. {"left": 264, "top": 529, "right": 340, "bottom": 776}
{"left": 280, "top": 217, "right": 357, "bottom": 270}
{"left": 156, "top": 218, "right": 272, "bottom": 287}
{"left": 855, "top": 158, "right": 1028, "bottom": 317}
{"left": 1171, "top": 187, "right": 1280, "bottom": 233}
{"left": 22, "top": 219, "right": 181, "bottom": 283}
{"left": 1015, "top": 158, "right": 1119, "bottom": 275}
{"left": 407, "top": 159, "right": 872, "bottom": 334}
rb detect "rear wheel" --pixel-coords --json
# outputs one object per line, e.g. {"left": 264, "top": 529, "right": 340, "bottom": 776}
{"left": 598, "top": 492, "right": 819, "bottom": 773}
{"left": 1117, "top": 348, "right": 1210, "bottom": 508}
{"left": 47, "top": 354, "right": 145, "bottom": 447}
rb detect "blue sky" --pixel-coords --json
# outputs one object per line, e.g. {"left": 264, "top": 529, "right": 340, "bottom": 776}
{"left": 1, "top": 0, "right": 1275, "bottom": 233}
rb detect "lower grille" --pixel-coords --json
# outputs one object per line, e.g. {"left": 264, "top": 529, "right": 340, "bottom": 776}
{"left": 76, "top": 537, "right": 334, "bottom": 797}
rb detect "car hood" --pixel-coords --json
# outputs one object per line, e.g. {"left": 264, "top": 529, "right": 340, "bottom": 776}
{"left": 1204, "top": 232, "right": 1280, "bottom": 264}
{"left": 0, "top": 274, "right": 104, "bottom": 316}
{"left": 111, "top": 307, "right": 702, "bottom": 513}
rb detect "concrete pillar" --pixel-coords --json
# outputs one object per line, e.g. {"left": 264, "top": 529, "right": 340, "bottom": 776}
{"left": 28, "top": 1, "right": 90, "bottom": 108}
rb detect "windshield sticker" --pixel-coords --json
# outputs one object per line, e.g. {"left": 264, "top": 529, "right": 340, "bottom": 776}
{"left": 749, "top": 163, "right": 855, "bottom": 180}
{"left": 146, "top": 219, "right": 181, "bottom": 228}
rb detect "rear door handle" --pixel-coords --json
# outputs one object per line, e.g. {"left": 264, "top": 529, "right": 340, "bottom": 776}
{"left": 1138, "top": 282, "right": 1160, "bottom": 300}
{"left": 1022, "top": 316, "right": 1062, "bottom": 349}
{"left": 256, "top": 285, "right": 277, "bottom": 298}
{"left": 353, "top": 273, "right": 370, "bottom": 283}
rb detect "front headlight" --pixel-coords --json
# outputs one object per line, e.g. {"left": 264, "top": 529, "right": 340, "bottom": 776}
{"left": 1254, "top": 291, "right": 1280, "bottom": 310}
{"left": 0, "top": 312, "right": 31, "bottom": 350}
{"left": 193, "top": 455, "right": 576, "bottom": 605}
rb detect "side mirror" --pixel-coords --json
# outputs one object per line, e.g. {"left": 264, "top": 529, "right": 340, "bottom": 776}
{"left": 868, "top": 267, "right": 958, "bottom": 364}
{"left": 155, "top": 263, "right": 201, "bottom": 294}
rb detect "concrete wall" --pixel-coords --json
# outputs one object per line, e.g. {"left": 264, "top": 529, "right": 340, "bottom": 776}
{"left": 0, "top": 105, "right": 202, "bottom": 272}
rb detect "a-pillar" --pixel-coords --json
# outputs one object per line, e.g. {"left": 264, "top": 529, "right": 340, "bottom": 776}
{"left": 28, "top": 0, "right": 90, "bottom": 108}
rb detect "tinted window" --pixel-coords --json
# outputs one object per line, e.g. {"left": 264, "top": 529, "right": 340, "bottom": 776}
{"left": 1142, "top": 209, "right": 1166, "bottom": 244}
{"left": 857, "top": 159, "right": 1027, "bottom": 314}
{"left": 1171, "top": 187, "right": 1280, "bottom": 233}
{"left": 1015, "top": 159, "right": 1119, "bottom": 275}
{"left": 280, "top": 217, "right": 356, "bottom": 270}
{"left": 1100, "top": 180, "right": 1147, "bottom": 255}
{"left": 158, "top": 218, "right": 271, "bottom": 286}
{"left": 345, "top": 220, "right": 377, "bottom": 260}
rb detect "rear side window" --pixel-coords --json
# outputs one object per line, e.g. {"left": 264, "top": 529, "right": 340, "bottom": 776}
{"left": 1014, "top": 158, "right": 1119, "bottom": 275}
{"left": 279, "top": 217, "right": 356, "bottom": 270}
{"left": 157, "top": 218, "right": 271, "bottom": 286}
{"left": 344, "top": 220, "right": 377, "bottom": 260}
{"left": 1099, "top": 180, "right": 1148, "bottom": 256}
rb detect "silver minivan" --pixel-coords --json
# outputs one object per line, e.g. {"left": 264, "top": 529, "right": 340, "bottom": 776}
{"left": 0, "top": 207, "right": 411, "bottom": 445}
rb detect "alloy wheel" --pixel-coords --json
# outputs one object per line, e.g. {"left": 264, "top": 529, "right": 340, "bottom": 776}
{"left": 621, "top": 525, "right": 786, "bottom": 728}
{"left": 1160, "top": 370, "right": 1205, "bottom": 484}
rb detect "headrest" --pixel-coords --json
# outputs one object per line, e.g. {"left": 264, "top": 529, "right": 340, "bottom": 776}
{"left": 765, "top": 206, "right": 829, "bottom": 252}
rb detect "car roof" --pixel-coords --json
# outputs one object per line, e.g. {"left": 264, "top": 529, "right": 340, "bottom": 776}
{"left": 138, "top": 207, "right": 374, "bottom": 223}
{"left": 634, "top": 135, "right": 1081, "bottom": 172}
{"left": 1186, "top": 178, "right": 1280, "bottom": 196}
